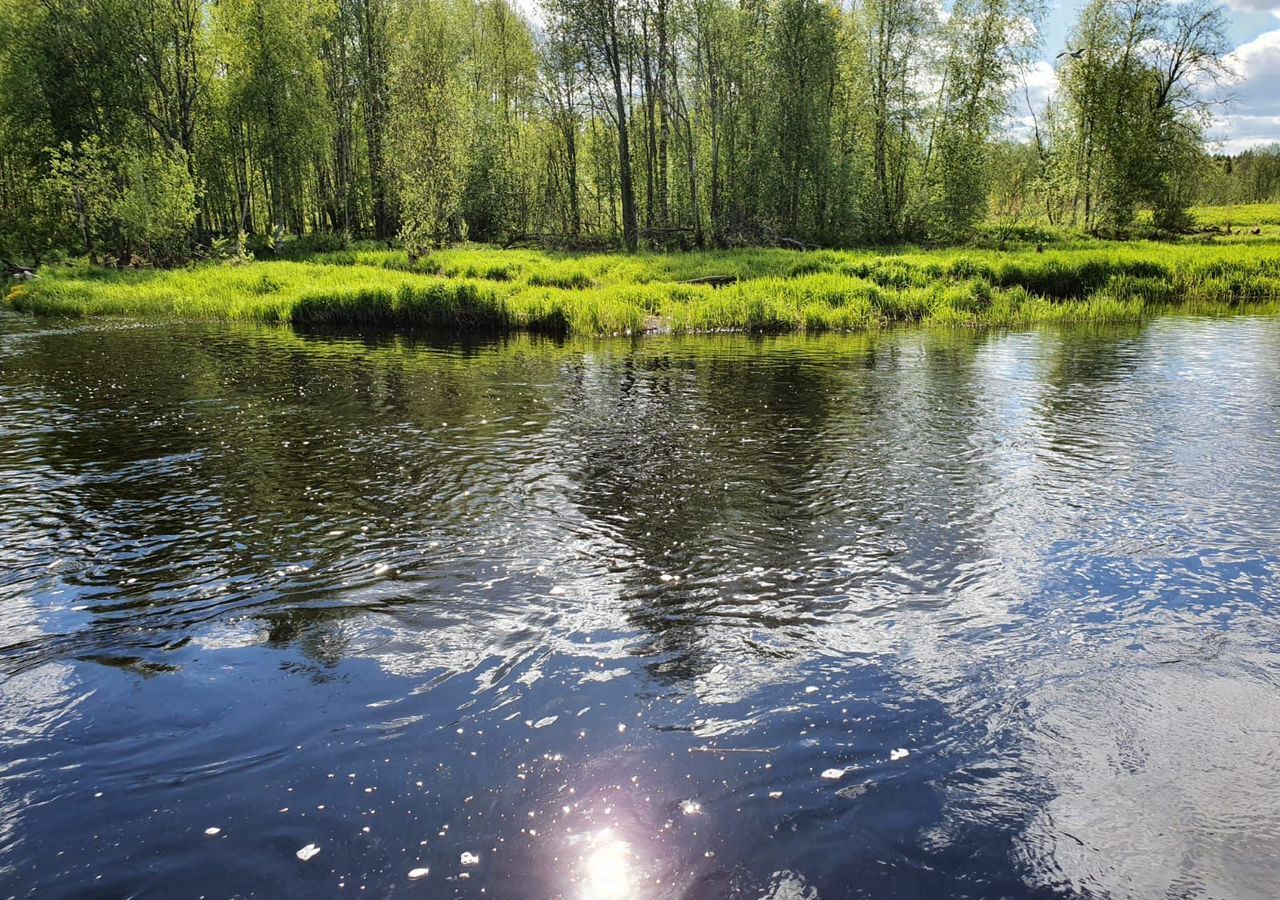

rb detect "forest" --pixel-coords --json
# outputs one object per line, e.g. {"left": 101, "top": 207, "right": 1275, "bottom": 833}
{"left": 0, "top": 0, "right": 1273, "bottom": 267}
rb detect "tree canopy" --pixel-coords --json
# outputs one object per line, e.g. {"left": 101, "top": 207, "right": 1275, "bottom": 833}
{"left": 0, "top": 0, "right": 1247, "bottom": 263}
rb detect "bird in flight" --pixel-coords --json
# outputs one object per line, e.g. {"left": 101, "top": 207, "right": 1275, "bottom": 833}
{"left": 1056, "top": 48, "right": 1086, "bottom": 59}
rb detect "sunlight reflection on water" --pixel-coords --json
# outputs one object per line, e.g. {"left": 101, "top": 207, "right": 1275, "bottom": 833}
{"left": 581, "top": 831, "right": 636, "bottom": 900}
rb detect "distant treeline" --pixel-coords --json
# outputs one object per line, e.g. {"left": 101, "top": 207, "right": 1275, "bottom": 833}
{"left": 0, "top": 0, "right": 1244, "bottom": 263}
{"left": 1199, "top": 147, "right": 1280, "bottom": 207}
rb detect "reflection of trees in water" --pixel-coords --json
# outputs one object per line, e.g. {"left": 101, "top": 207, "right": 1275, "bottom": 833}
{"left": 559, "top": 331, "right": 1008, "bottom": 699}
{"left": 15, "top": 318, "right": 1278, "bottom": 706}
{"left": 11, "top": 324, "right": 1010, "bottom": 690}
{"left": 4, "top": 323, "right": 1133, "bottom": 690}
{"left": 4, "top": 326, "right": 571, "bottom": 672}
{"left": 562, "top": 345, "right": 848, "bottom": 684}
{"left": 1031, "top": 323, "right": 1146, "bottom": 467}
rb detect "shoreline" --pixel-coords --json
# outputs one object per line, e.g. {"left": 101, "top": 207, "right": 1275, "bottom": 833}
{"left": 7, "top": 239, "right": 1280, "bottom": 336}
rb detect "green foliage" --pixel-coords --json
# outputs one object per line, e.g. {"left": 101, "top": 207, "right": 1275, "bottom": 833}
{"left": 1198, "top": 146, "right": 1280, "bottom": 207}
{"left": 927, "top": 0, "right": 1039, "bottom": 238}
{"left": 115, "top": 147, "right": 199, "bottom": 262}
{"left": 0, "top": 0, "right": 1244, "bottom": 259}
{"left": 45, "top": 139, "right": 197, "bottom": 263}
{"left": 1044, "top": 0, "right": 1229, "bottom": 233}
{"left": 215, "top": 0, "right": 332, "bottom": 234}
{"left": 389, "top": 0, "right": 467, "bottom": 248}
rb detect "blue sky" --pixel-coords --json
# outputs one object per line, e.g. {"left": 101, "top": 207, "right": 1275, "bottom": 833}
{"left": 1028, "top": 1, "right": 1280, "bottom": 152}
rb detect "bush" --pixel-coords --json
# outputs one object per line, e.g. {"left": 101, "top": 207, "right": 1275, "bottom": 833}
{"left": 46, "top": 138, "right": 198, "bottom": 264}
{"left": 116, "top": 146, "right": 198, "bottom": 263}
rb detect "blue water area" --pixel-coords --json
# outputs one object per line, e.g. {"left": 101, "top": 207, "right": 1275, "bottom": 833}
{"left": 1, "top": 314, "right": 1278, "bottom": 899}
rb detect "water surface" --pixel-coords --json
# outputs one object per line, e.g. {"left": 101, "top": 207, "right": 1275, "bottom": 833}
{"left": 1, "top": 313, "right": 1279, "bottom": 899}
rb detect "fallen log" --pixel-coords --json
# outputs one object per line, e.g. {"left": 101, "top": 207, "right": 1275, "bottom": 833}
{"left": 678, "top": 275, "right": 738, "bottom": 288}
{"left": 501, "top": 233, "right": 615, "bottom": 252}
{"left": 778, "top": 236, "right": 817, "bottom": 251}
{"left": 640, "top": 226, "right": 692, "bottom": 237}
{"left": 1, "top": 259, "right": 36, "bottom": 280}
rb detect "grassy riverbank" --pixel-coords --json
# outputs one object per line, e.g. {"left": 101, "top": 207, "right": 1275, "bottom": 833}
{"left": 8, "top": 233, "right": 1280, "bottom": 335}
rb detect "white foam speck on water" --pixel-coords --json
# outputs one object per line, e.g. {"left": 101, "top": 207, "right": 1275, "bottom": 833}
{"left": 804, "top": 686, "right": 819, "bottom": 694}
{"left": 768, "top": 790, "right": 783, "bottom": 799}
{"left": 460, "top": 851, "right": 480, "bottom": 866}
{"left": 408, "top": 867, "right": 430, "bottom": 880}
{"left": 194, "top": 619, "right": 266, "bottom": 651}
{"left": 761, "top": 870, "right": 818, "bottom": 900}
{"left": 549, "top": 586, "right": 567, "bottom": 596}
{"left": 821, "top": 768, "right": 845, "bottom": 781}
{"left": 531, "top": 716, "right": 558, "bottom": 729}
{"left": 204, "top": 827, "right": 221, "bottom": 836}
{"left": 579, "top": 667, "right": 629, "bottom": 684}
{"left": 296, "top": 843, "right": 321, "bottom": 861}
{"left": 680, "top": 799, "right": 702, "bottom": 815}
{"left": 890, "top": 748, "right": 910, "bottom": 761}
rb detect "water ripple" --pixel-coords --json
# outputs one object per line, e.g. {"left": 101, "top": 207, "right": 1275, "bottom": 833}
{"left": 0, "top": 316, "right": 1278, "bottom": 897}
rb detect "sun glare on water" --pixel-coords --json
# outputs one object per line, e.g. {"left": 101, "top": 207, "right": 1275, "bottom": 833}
{"left": 582, "top": 831, "right": 635, "bottom": 900}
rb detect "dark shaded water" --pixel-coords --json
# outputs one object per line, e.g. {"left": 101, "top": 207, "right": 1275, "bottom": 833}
{"left": 1, "top": 313, "right": 1279, "bottom": 899}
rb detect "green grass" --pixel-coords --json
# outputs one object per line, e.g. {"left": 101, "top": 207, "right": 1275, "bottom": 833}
{"left": 8, "top": 236, "right": 1280, "bottom": 335}
{"left": 1191, "top": 203, "right": 1280, "bottom": 230}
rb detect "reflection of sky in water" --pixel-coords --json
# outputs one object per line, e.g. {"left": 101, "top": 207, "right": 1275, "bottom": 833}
{"left": 0, "top": 315, "right": 1279, "bottom": 897}
{"left": 1016, "top": 666, "right": 1280, "bottom": 899}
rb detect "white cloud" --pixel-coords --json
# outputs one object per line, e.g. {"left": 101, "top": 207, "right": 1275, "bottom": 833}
{"left": 1209, "top": 28, "right": 1280, "bottom": 151}
{"left": 511, "top": 0, "right": 544, "bottom": 28}
{"left": 1221, "top": 0, "right": 1280, "bottom": 12}
{"left": 1022, "top": 60, "right": 1059, "bottom": 99}
{"left": 1208, "top": 116, "right": 1280, "bottom": 153}
{"left": 1003, "top": 61, "right": 1058, "bottom": 142}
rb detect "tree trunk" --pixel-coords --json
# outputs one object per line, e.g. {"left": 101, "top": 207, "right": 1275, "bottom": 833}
{"left": 607, "top": 15, "right": 639, "bottom": 251}
{"left": 359, "top": 0, "right": 394, "bottom": 238}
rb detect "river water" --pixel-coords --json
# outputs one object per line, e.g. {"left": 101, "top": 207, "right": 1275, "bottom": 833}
{"left": 1, "top": 313, "right": 1278, "bottom": 899}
